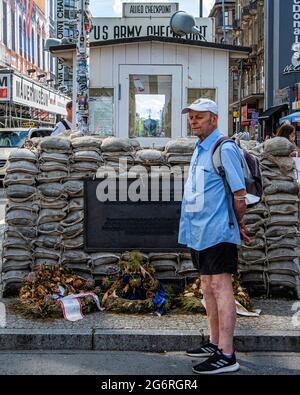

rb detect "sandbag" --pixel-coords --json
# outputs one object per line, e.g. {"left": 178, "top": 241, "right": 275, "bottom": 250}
{"left": 39, "top": 162, "right": 69, "bottom": 172}
{"left": 62, "top": 236, "right": 84, "bottom": 249}
{"left": 37, "top": 209, "right": 66, "bottom": 224}
{"left": 34, "top": 247, "right": 61, "bottom": 260}
{"left": 90, "top": 252, "right": 120, "bottom": 266}
{"left": 38, "top": 183, "right": 66, "bottom": 198}
{"left": 61, "top": 250, "right": 89, "bottom": 264}
{"left": 71, "top": 136, "right": 102, "bottom": 150}
{"left": 267, "top": 248, "right": 298, "bottom": 261}
{"left": 6, "top": 185, "right": 36, "bottom": 199}
{"left": 268, "top": 261, "right": 300, "bottom": 276}
{"left": 264, "top": 194, "right": 299, "bottom": 205}
{"left": 165, "top": 139, "right": 195, "bottom": 153}
{"left": 6, "top": 210, "right": 37, "bottom": 226}
{"left": 6, "top": 226, "right": 36, "bottom": 239}
{"left": 40, "top": 137, "right": 71, "bottom": 152}
{"left": 38, "top": 222, "right": 64, "bottom": 236}
{"left": 266, "top": 214, "right": 298, "bottom": 226}
{"left": 68, "top": 198, "right": 84, "bottom": 211}
{"left": 264, "top": 181, "right": 298, "bottom": 195}
{"left": 136, "top": 149, "right": 165, "bottom": 163}
{"left": 2, "top": 237, "right": 30, "bottom": 249}
{"left": 37, "top": 171, "right": 68, "bottom": 183}
{"left": 3, "top": 248, "right": 32, "bottom": 261}
{"left": 2, "top": 260, "right": 31, "bottom": 272}
{"left": 73, "top": 151, "right": 102, "bottom": 162}
{"left": 3, "top": 173, "right": 36, "bottom": 186}
{"left": 268, "top": 204, "right": 298, "bottom": 215}
{"left": 40, "top": 152, "right": 69, "bottom": 164}
{"left": 8, "top": 149, "right": 37, "bottom": 162}
{"left": 6, "top": 161, "right": 38, "bottom": 174}
{"left": 61, "top": 211, "right": 84, "bottom": 227}
{"left": 264, "top": 137, "right": 295, "bottom": 156}
{"left": 265, "top": 225, "right": 298, "bottom": 237}
{"left": 62, "top": 223, "right": 83, "bottom": 238}
{"left": 63, "top": 181, "right": 84, "bottom": 197}
{"left": 101, "top": 137, "right": 132, "bottom": 152}
{"left": 35, "top": 235, "right": 62, "bottom": 249}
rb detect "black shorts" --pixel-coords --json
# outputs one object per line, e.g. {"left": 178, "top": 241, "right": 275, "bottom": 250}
{"left": 190, "top": 243, "right": 238, "bottom": 275}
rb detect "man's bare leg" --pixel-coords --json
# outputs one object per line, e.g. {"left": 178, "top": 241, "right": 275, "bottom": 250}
{"left": 201, "top": 275, "right": 219, "bottom": 345}
{"left": 210, "top": 273, "right": 236, "bottom": 354}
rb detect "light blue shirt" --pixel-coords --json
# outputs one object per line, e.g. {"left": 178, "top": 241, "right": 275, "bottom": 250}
{"left": 178, "top": 128, "right": 246, "bottom": 251}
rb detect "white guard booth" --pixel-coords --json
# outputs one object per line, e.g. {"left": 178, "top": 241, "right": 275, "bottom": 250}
{"left": 50, "top": 21, "right": 249, "bottom": 147}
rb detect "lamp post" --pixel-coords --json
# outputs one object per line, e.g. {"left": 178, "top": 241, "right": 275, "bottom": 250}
{"left": 238, "top": 59, "right": 244, "bottom": 134}
{"left": 222, "top": 0, "right": 227, "bottom": 44}
{"left": 170, "top": 11, "right": 207, "bottom": 41}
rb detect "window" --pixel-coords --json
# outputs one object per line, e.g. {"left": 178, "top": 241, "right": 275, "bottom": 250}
{"left": 89, "top": 88, "right": 114, "bottom": 136}
{"left": 186, "top": 89, "right": 216, "bottom": 136}
{"left": 24, "top": 21, "right": 27, "bottom": 59}
{"left": 2, "top": 2, "right": 7, "bottom": 46}
{"left": 31, "top": 28, "right": 35, "bottom": 64}
{"left": 129, "top": 75, "right": 172, "bottom": 138}
{"left": 11, "top": 10, "right": 16, "bottom": 51}
{"left": 37, "top": 34, "right": 41, "bottom": 68}
{"left": 19, "top": 16, "right": 23, "bottom": 56}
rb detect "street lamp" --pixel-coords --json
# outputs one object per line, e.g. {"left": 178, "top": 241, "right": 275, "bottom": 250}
{"left": 170, "top": 11, "right": 207, "bottom": 41}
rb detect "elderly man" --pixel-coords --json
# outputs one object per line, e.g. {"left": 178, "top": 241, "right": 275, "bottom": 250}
{"left": 179, "top": 98, "right": 249, "bottom": 375}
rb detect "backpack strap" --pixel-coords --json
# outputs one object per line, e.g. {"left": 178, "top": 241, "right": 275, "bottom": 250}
{"left": 61, "top": 119, "right": 71, "bottom": 130}
{"left": 212, "top": 137, "right": 237, "bottom": 229}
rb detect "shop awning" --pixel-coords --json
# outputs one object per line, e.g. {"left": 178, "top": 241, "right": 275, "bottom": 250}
{"left": 259, "top": 104, "right": 288, "bottom": 120}
{"left": 279, "top": 112, "right": 300, "bottom": 124}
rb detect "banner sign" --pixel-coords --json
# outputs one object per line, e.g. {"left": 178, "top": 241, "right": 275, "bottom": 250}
{"left": 56, "top": 0, "right": 65, "bottom": 87}
{"left": 122, "top": 2, "right": 179, "bottom": 18}
{"left": 0, "top": 72, "right": 68, "bottom": 114}
{"left": 91, "top": 17, "right": 214, "bottom": 42}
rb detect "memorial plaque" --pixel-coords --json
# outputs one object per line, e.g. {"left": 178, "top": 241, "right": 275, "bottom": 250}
{"left": 84, "top": 177, "right": 185, "bottom": 252}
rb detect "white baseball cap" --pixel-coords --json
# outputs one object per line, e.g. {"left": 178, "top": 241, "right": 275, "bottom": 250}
{"left": 182, "top": 98, "right": 218, "bottom": 115}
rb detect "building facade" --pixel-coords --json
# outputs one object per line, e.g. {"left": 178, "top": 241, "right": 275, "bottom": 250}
{"left": 0, "top": 0, "right": 69, "bottom": 127}
{"left": 209, "top": 0, "right": 236, "bottom": 44}
{"left": 227, "top": 0, "right": 265, "bottom": 136}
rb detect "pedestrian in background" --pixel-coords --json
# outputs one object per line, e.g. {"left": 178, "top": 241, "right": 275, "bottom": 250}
{"left": 276, "top": 123, "right": 300, "bottom": 157}
{"left": 179, "top": 98, "right": 249, "bottom": 375}
{"left": 52, "top": 101, "right": 74, "bottom": 136}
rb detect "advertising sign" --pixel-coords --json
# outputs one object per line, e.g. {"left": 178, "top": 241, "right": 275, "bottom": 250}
{"left": 1, "top": 72, "right": 68, "bottom": 115}
{"left": 91, "top": 17, "right": 214, "bottom": 42}
{"left": 123, "top": 2, "right": 179, "bottom": 18}
{"left": 56, "top": 0, "right": 65, "bottom": 87}
{"left": 0, "top": 74, "right": 11, "bottom": 101}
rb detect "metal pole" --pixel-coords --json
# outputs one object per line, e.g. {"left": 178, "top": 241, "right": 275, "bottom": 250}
{"left": 76, "top": 0, "right": 91, "bottom": 135}
{"left": 238, "top": 59, "right": 244, "bottom": 133}
{"left": 222, "top": 0, "right": 227, "bottom": 44}
{"left": 199, "top": 0, "right": 203, "bottom": 17}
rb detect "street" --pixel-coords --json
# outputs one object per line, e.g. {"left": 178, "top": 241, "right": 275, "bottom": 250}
{"left": 0, "top": 351, "right": 299, "bottom": 375}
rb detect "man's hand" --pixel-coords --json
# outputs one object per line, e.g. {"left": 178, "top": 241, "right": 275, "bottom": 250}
{"left": 239, "top": 222, "right": 251, "bottom": 244}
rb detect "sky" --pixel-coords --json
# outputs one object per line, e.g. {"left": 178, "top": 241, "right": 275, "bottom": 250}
{"left": 89, "top": 0, "right": 215, "bottom": 18}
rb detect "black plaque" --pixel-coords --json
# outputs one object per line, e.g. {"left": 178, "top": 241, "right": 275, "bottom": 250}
{"left": 84, "top": 177, "right": 185, "bottom": 252}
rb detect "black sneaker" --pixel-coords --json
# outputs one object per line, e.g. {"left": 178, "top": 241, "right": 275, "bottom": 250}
{"left": 192, "top": 349, "right": 240, "bottom": 375}
{"left": 186, "top": 342, "right": 219, "bottom": 357}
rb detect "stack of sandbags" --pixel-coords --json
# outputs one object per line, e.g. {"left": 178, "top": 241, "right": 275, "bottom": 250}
{"left": 239, "top": 137, "right": 300, "bottom": 298}
{"left": 34, "top": 138, "right": 71, "bottom": 269}
{"left": 164, "top": 139, "right": 195, "bottom": 168}
{"left": 238, "top": 203, "right": 268, "bottom": 295}
{"left": 70, "top": 136, "right": 103, "bottom": 180}
{"left": 60, "top": 180, "right": 91, "bottom": 277}
{"left": 177, "top": 252, "right": 199, "bottom": 280}
{"left": 2, "top": 149, "right": 39, "bottom": 294}
{"left": 148, "top": 252, "right": 180, "bottom": 282}
{"left": 101, "top": 137, "right": 135, "bottom": 171}
{"left": 90, "top": 252, "right": 121, "bottom": 281}
{"left": 261, "top": 138, "right": 300, "bottom": 297}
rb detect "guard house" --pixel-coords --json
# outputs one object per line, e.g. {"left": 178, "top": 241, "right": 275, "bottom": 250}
{"left": 49, "top": 3, "right": 250, "bottom": 146}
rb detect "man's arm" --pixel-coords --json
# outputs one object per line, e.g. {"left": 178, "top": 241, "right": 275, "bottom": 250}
{"left": 233, "top": 189, "right": 250, "bottom": 244}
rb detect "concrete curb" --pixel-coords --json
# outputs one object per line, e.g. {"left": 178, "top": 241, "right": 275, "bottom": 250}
{"left": 0, "top": 329, "right": 299, "bottom": 352}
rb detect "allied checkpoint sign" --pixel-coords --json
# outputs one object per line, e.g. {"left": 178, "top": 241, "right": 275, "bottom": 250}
{"left": 84, "top": 176, "right": 186, "bottom": 252}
